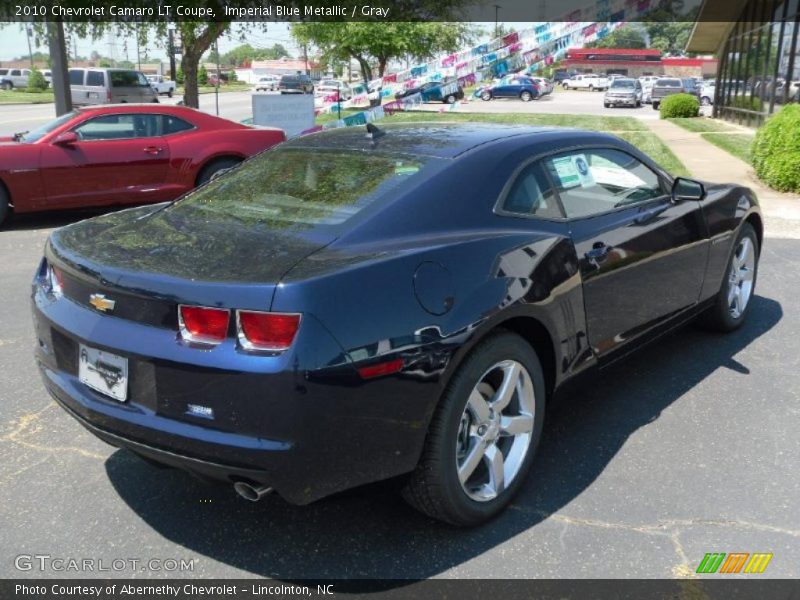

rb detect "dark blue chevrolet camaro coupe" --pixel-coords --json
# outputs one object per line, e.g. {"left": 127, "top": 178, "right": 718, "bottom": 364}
{"left": 32, "top": 123, "right": 762, "bottom": 526}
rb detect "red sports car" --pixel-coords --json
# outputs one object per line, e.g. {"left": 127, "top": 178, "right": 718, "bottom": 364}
{"left": 0, "top": 104, "right": 286, "bottom": 226}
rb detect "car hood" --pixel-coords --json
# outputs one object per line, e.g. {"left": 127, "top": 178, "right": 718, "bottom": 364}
{"left": 48, "top": 203, "right": 335, "bottom": 307}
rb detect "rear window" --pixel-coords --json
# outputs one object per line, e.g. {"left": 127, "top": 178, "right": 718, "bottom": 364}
{"left": 69, "top": 70, "right": 84, "bottom": 85}
{"left": 171, "top": 148, "right": 430, "bottom": 228}
{"left": 86, "top": 71, "right": 104, "bottom": 87}
{"left": 280, "top": 76, "right": 299, "bottom": 83}
{"left": 656, "top": 79, "right": 682, "bottom": 87}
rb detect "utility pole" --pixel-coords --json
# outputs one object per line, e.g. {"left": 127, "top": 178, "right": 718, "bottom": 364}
{"left": 47, "top": 21, "right": 72, "bottom": 116}
{"left": 303, "top": 43, "right": 309, "bottom": 75}
{"left": 26, "top": 26, "right": 34, "bottom": 68}
{"left": 136, "top": 24, "right": 141, "bottom": 71}
{"left": 493, "top": 4, "right": 501, "bottom": 39}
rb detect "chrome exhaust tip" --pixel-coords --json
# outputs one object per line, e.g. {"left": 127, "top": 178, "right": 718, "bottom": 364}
{"left": 233, "top": 481, "right": 273, "bottom": 502}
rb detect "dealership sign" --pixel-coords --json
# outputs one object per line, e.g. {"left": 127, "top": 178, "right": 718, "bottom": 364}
{"left": 252, "top": 94, "right": 315, "bottom": 138}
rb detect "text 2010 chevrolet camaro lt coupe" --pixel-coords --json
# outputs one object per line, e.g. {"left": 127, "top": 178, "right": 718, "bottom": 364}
{"left": 32, "top": 123, "right": 762, "bottom": 526}
{"left": 0, "top": 104, "right": 285, "bottom": 227}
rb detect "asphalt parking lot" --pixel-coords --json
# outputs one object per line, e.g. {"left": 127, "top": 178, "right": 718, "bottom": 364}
{"left": 0, "top": 209, "right": 798, "bottom": 579}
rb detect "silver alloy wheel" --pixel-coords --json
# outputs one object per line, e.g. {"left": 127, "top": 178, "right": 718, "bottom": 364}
{"left": 455, "top": 360, "right": 535, "bottom": 502}
{"left": 728, "top": 236, "right": 756, "bottom": 319}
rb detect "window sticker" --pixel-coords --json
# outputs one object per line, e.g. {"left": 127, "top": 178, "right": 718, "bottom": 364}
{"left": 551, "top": 156, "right": 581, "bottom": 188}
{"left": 572, "top": 154, "right": 595, "bottom": 188}
{"left": 590, "top": 165, "right": 647, "bottom": 188}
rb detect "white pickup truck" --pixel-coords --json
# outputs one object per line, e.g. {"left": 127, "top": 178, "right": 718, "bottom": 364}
{"left": 147, "top": 75, "right": 176, "bottom": 98}
{"left": 562, "top": 74, "right": 610, "bottom": 91}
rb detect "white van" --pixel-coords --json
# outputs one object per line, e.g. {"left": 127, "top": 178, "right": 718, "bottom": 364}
{"left": 69, "top": 68, "right": 158, "bottom": 105}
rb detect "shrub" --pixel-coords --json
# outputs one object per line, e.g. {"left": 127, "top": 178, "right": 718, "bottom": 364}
{"left": 659, "top": 93, "right": 700, "bottom": 119}
{"left": 752, "top": 104, "right": 800, "bottom": 192}
{"left": 198, "top": 65, "right": 208, "bottom": 86}
{"left": 228, "top": 70, "right": 237, "bottom": 83}
{"left": 729, "top": 95, "right": 763, "bottom": 111}
{"left": 26, "top": 68, "right": 48, "bottom": 92}
{"left": 176, "top": 67, "right": 184, "bottom": 85}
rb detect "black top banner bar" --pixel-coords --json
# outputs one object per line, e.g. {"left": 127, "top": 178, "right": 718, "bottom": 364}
{"left": 0, "top": 0, "right": 708, "bottom": 22}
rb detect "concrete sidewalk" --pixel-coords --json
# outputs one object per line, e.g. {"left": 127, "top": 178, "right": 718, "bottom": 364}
{"left": 646, "top": 118, "right": 800, "bottom": 239}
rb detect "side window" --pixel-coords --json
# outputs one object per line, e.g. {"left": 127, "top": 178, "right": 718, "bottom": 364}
{"left": 11, "top": 70, "right": 21, "bottom": 77}
{"left": 162, "top": 115, "right": 194, "bottom": 135}
{"left": 543, "top": 148, "right": 664, "bottom": 219}
{"left": 86, "top": 71, "right": 104, "bottom": 87}
{"left": 69, "top": 70, "right": 84, "bottom": 85}
{"left": 74, "top": 114, "right": 162, "bottom": 140}
{"left": 501, "top": 163, "right": 562, "bottom": 219}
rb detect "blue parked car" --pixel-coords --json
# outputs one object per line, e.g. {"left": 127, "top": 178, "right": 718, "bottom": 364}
{"left": 479, "top": 75, "right": 541, "bottom": 102}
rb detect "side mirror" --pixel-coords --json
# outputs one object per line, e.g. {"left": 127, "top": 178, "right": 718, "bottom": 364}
{"left": 672, "top": 177, "right": 705, "bottom": 202}
{"left": 53, "top": 131, "right": 78, "bottom": 146}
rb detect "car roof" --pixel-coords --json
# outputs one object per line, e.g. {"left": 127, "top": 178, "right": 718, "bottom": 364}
{"left": 284, "top": 122, "right": 592, "bottom": 159}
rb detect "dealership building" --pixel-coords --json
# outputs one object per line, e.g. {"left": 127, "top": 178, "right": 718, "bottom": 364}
{"left": 688, "top": 0, "right": 800, "bottom": 125}
{"left": 560, "top": 47, "right": 718, "bottom": 79}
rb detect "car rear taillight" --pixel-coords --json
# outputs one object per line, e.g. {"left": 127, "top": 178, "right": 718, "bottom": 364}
{"left": 48, "top": 265, "right": 64, "bottom": 296}
{"left": 179, "top": 305, "right": 230, "bottom": 345}
{"left": 357, "top": 358, "right": 405, "bottom": 380}
{"left": 236, "top": 311, "right": 300, "bottom": 352}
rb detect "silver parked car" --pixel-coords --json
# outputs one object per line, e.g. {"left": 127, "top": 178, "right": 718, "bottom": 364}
{"left": 603, "top": 78, "right": 643, "bottom": 108}
{"left": 1, "top": 68, "right": 31, "bottom": 90}
{"left": 69, "top": 68, "right": 158, "bottom": 106}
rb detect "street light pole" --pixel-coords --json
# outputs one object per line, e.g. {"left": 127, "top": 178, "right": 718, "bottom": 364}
{"left": 168, "top": 25, "right": 177, "bottom": 82}
{"left": 214, "top": 40, "right": 220, "bottom": 116}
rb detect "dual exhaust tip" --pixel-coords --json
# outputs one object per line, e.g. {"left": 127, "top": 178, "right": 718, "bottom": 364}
{"left": 233, "top": 481, "right": 273, "bottom": 502}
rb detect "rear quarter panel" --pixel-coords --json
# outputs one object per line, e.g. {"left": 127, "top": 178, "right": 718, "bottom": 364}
{"left": 0, "top": 144, "right": 45, "bottom": 212}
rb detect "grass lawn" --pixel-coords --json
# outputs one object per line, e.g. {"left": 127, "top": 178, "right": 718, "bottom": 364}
{"left": 668, "top": 117, "right": 736, "bottom": 133}
{"left": 701, "top": 133, "right": 754, "bottom": 165}
{"left": 0, "top": 89, "right": 54, "bottom": 104}
{"left": 616, "top": 131, "right": 690, "bottom": 177}
{"left": 332, "top": 110, "right": 647, "bottom": 131}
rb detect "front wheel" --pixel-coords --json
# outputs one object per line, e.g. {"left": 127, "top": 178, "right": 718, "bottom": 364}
{"left": 520, "top": 91, "right": 532, "bottom": 102}
{"left": 444, "top": 94, "right": 456, "bottom": 104}
{"left": 2, "top": 82, "right": 12, "bottom": 91}
{"left": 652, "top": 102, "right": 659, "bottom": 110}
{"left": 480, "top": 91, "right": 492, "bottom": 101}
{"left": 700, "top": 223, "right": 759, "bottom": 332}
{"left": 402, "top": 332, "right": 545, "bottom": 526}
{"left": 167, "top": 90, "right": 173, "bottom": 98}
{"left": 701, "top": 96, "right": 711, "bottom": 106}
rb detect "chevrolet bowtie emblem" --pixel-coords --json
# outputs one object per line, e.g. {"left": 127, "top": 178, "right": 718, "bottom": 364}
{"left": 89, "top": 293, "right": 116, "bottom": 312}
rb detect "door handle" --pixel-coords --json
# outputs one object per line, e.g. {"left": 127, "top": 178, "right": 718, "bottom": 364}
{"left": 584, "top": 242, "right": 612, "bottom": 261}
{"left": 143, "top": 146, "right": 162, "bottom": 155}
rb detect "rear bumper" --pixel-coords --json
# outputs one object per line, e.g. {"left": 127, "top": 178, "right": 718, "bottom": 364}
{"left": 32, "top": 283, "right": 437, "bottom": 505}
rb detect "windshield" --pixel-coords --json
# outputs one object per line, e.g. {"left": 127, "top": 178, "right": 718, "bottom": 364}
{"left": 168, "top": 147, "right": 430, "bottom": 232}
{"left": 20, "top": 111, "right": 77, "bottom": 143}
{"left": 111, "top": 70, "right": 149, "bottom": 87}
{"left": 611, "top": 80, "right": 635, "bottom": 89}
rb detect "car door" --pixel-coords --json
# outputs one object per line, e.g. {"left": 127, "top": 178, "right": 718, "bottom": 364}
{"left": 541, "top": 147, "right": 708, "bottom": 358}
{"left": 40, "top": 113, "right": 171, "bottom": 208}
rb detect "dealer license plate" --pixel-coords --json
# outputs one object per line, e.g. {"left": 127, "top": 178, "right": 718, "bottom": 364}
{"left": 78, "top": 344, "right": 128, "bottom": 402}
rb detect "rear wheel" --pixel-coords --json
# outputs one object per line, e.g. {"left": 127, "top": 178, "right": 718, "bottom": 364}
{"left": 167, "top": 90, "right": 173, "bottom": 98}
{"left": 0, "top": 184, "right": 9, "bottom": 227}
{"left": 701, "top": 96, "right": 711, "bottom": 106}
{"left": 1, "top": 82, "right": 12, "bottom": 91}
{"left": 520, "top": 91, "right": 532, "bottom": 102}
{"left": 196, "top": 157, "right": 242, "bottom": 186}
{"left": 700, "top": 223, "right": 759, "bottom": 332}
{"left": 604, "top": 102, "right": 610, "bottom": 108}
{"left": 402, "top": 332, "right": 545, "bottom": 526}
{"left": 588, "top": 84, "right": 594, "bottom": 91}
{"left": 652, "top": 102, "right": 659, "bottom": 110}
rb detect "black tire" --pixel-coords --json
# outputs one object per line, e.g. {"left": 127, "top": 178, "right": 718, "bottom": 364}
{"left": 700, "top": 223, "right": 759, "bottom": 332}
{"left": 636, "top": 99, "right": 641, "bottom": 107}
{"left": 2, "top": 82, "right": 12, "bottom": 91}
{"left": 588, "top": 84, "right": 594, "bottom": 91}
{"left": 652, "top": 102, "right": 659, "bottom": 110}
{"left": 604, "top": 102, "right": 610, "bottom": 108}
{"left": 480, "top": 91, "right": 492, "bottom": 101}
{"left": 167, "top": 90, "right": 173, "bottom": 98}
{"left": 0, "top": 184, "right": 10, "bottom": 228}
{"left": 196, "top": 157, "right": 242, "bottom": 186}
{"left": 701, "top": 96, "right": 711, "bottom": 106}
{"left": 520, "top": 91, "right": 532, "bottom": 102}
{"left": 444, "top": 94, "right": 456, "bottom": 104}
{"left": 402, "top": 331, "right": 546, "bottom": 526}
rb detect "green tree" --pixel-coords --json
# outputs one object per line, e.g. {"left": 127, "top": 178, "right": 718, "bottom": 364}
{"left": 176, "top": 66, "right": 184, "bottom": 85}
{"left": 644, "top": 3, "right": 700, "bottom": 55}
{"left": 198, "top": 64, "right": 208, "bottom": 86}
{"left": 586, "top": 25, "right": 647, "bottom": 49}
{"left": 26, "top": 68, "right": 48, "bottom": 92}
{"left": 221, "top": 43, "right": 291, "bottom": 67}
{"left": 228, "top": 70, "right": 238, "bottom": 82}
{"left": 292, "top": 22, "right": 477, "bottom": 83}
